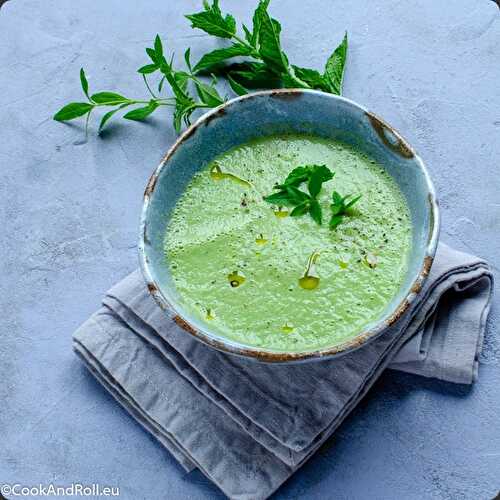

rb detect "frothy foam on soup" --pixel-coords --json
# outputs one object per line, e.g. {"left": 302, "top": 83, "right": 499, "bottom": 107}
{"left": 164, "top": 134, "right": 412, "bottom": 352}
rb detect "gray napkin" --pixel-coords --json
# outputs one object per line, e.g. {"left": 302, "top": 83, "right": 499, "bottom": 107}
{"left": 73, "top": 242, "right": 492, "bottom": 499}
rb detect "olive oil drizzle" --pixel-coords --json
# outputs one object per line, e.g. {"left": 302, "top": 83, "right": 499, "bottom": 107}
{"left": 209, "top": 162, "right": 252, "bottom": 188}
{"left": 298, "top": 251, "right": 321, "bottom": 290}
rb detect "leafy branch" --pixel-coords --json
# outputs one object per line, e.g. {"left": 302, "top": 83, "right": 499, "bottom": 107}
{"left": 53, "top": 0, "right": 348, "bottom": 136}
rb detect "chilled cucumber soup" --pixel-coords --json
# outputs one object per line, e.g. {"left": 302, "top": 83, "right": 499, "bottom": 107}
{"left": 164, "top": 134, "right": 412, "bottom": 352}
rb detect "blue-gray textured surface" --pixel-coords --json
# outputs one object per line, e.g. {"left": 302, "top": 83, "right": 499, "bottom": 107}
{"left": 0, "top": 0, "right": 499, "bottom": 499}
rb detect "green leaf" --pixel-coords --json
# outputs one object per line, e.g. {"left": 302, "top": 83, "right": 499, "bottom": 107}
{"left": 185, "top": 0, "right": 236, "bottom": 39}
{"left": 332, "top": 190, "right": 343, "bottom": 206}
{"left": 309, "top": 199, "right": 322, "bottom": 224}
{"left": 277, "top": 166, "right": 310, "bottom": 188}
{"left": 174, "top": 71, "right": 190, "bottom": 92}
{"left": 242, "top": 24, "right": 253, "bottom": 44}
{"left": 285, "top": 185, "right": 310, "bottom": 204}
{"left": 53, "top": 102, "right": 93, "bottom": 121}
{"left": 308, "top": 171, "right": 323, "bottom": 198}
{"left": 146, "top": 47, "right": 158, "bottom": 64}
{"left": 277, "top": 164, "right": 332, "bottom": 191}
{"left": 324, "top": 32, "right": 348, "bottom": 95}
{"left": 251, "top": 0, "right": 271, "bottom": 47}
{"left": 345, "top": 194, "right": 362, "bottom": 209}
{"left": 91, "top": 92, "right": 128, "bottom": 104}
{"left": 227, "top": 74, "right": 248, "bottom": 96}
{"left": 138, "top": 64, "right": 158, "bottom": 74}
{"left": 258, "top": 12, "right": 289, "bottom": 74}
{"left": 193, "top": 43, "right": 253, "bottom": 74}
{"left": 195, "top": 81, "right": 224, "bottom": 107}
{"left": 158, "top": 76, "right": 166, "bottom": 93}
{"left": 80, "top": 68, "right": 90, "bottom": 100}
{"left": 184, "top": 48, "right": 192, "bottom": 71}
{"left": 290, "top": 202, "right": 310, "bottom": 217}
{"left": 263, "top": 190, "right": 295, "bottom": 206}
{"left": 292, "top": 66, "right": 329, "bottom": 91}
{"left": 123, "top": 101, "right": 159, "bottom": 121}
{"left": 229, "top": 62, "right": 281, "bottom": 88}
{"left": 154, "top": 35, "right": 163, "bottom": 59}
{"left": 329, "top": 214, "right": 343, "bottom": 229}
{"left": 98, "top": 103, "right": 131, "bottom": 132}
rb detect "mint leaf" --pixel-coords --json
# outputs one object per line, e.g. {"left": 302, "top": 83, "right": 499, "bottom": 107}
{"left": 123, "top": 101, "right": 159, "bottom": 121}
{"left": 138, "top": 64, "right": 158, "bottom": 74}
{"left": 184, "top": 48, "right": 192, "bottom": 72}
{"left": 174, "top": 71, "right": 190, "bottom": 92}
{"left": 229, "top": 62, "right": 281, "bottom": 88}
{"left": 263, "top": 190, "right": 296, "bottom": 206}
{"left": 309, "top": 199, "right": 322, "bottom": 225}
{"left": 324, "top": 32, "right": 348, "bottom": 95}
{"left": 292, "top": 66, "right": 329, "bottom": 91}
{"left": 193, "top": 44, "right": 253, "bottom": 74}
{"left": 185, "top": 0, "right": 236, "bottom": 39}
{"left": 154, "top": 35, "right": 164, "bottom": 59}
{"left": 227, "top": 74, "right": 248, "bottom": 96}
{"left": 290, "top": 202, "right": 309, "bottom": 217}
{"left": 173, "top": 99, "right": 195, "bottom": 133}
{"left": 53, "top": 102, "right": 93, "bottom": 121}
{"left": 308, "top": 171, "right": 324, "bottom": 198}
{"left": 195, "top": 81, "right": 224, "bottom": 107}
{"left": 158, "top": 76, "right": 166, "bottom": 93}
{"left": 285, "top": 185, "right": 310, "bottom": 204}
{"left": 307, "top": 165, "right": 334, "bottom": 197}
{"left": 146, "top": 47, "right": 158, "bottom": 64}
{"left": 251, "top": 0, "right": 271, "bottom": 47}
{"left": 98, "top": 103, "right": 131, "bottom": 132}
{"left": 277, "top": 166, "right": 311, "bottom": 188}
{"left": 329, "top": 188, "right": 361, "bottom": 230}
{"left": 329, "top": 214, "right": 343, "bottom": 229}
{"left": 345, "top": 194, "right": 362, "bottom": 209}
{"left": 258, "top": 12, "right": 289, "bottom": 74}
{"left": 242, "top": 24, "right": 253, "bottom": 44}
{"left": 91, "top": 92, "right": 128, "bottom": 104}
{"left": 80, "top": 68, "right": 90, "bottom": 100}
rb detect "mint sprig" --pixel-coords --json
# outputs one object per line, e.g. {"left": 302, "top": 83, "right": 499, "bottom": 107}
{"left": 263, "top": 165, "right": 334, "bottom": 225}
{"left": 329, "top": 191, "right": 362, "bottom": 229}
{"left": 54, "top": 1, "right": 348, "bottom": 137}
{"left": 264, "top": 165, "right": 361, "bottom": 229}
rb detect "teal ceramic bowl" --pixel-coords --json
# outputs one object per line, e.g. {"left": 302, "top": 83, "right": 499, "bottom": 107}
{"left": 139, "top": 89, "right": 439, "bottom": 362}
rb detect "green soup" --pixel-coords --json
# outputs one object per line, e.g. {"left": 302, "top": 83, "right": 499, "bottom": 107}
{"left": 164, "top": 134, "right": 412, "bottom": 352}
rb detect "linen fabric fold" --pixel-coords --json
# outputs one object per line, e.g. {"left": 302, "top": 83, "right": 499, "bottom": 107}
{"left": 73, "top": 242, "right": 492, "bottom": 499}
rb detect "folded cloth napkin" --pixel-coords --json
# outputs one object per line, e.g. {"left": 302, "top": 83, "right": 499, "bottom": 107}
{"left": 73, "top": 242, "right": 492, "bottom": 499}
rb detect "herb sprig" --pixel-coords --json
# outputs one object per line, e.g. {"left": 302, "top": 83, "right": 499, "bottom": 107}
{"left": 329, "top": 191, "right": 362, "bottom": 229}
{"left": 53, "top": 0, "right": 348, "bottom": 136}
{"left": 263, "top": 165, "right": 334, "bottom": 225}
{"left": 264, "top": 165, "right": 361, "bottom": 229}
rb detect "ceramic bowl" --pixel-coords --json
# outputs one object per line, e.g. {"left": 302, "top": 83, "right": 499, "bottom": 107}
{"left": 139, "top": 89, "right": 439, "bottom": 362}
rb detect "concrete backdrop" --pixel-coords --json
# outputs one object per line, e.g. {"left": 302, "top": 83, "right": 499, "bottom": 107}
{"left": 1, "top": 0, "right": 499, "bottom": 498}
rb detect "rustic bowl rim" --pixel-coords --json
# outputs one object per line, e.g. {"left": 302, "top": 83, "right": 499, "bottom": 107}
{"left": 139, "top": 88, "right": 440, "bottom": 363}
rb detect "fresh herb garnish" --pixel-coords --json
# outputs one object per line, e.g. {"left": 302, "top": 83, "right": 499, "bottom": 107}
{"left": 54, "top": 1, "right": 349, "bottom": 136}
{"left": 329, "top": 191, "right": 362, "bottom": 229}
{"left": 263, "top": 165, "right": 334, "bottom": 225}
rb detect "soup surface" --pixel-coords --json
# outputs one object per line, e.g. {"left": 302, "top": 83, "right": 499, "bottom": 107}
{"left": 164, "top": 134, "right": 412, "bottom": 352}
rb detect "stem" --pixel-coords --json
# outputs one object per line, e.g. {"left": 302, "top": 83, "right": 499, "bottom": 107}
{"left": 142, "top": 74, "right": 157, "bottom": 99}
{"left": 231, "top": 32, "right": 310, "bottom": 89}
{"left": 84, "top": 108, "right": 92, "bottom": 141}
{"left": 232, "top": 33, "right": 261, "bottom": 59}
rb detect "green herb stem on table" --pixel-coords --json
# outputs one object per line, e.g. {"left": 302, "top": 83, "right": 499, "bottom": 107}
{"left": 53, "top": 0, "right": 348, "bottom": 136}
